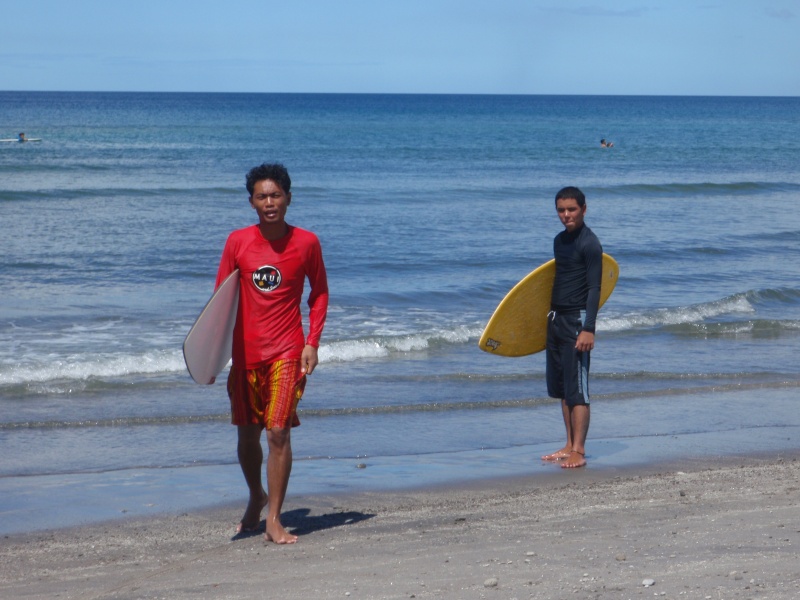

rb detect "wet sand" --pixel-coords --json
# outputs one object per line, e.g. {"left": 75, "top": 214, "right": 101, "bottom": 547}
{"left": 1, "top": 455, "right": 798, "bottom": 599}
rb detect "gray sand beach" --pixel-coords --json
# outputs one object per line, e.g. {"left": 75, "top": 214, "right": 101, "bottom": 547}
{"left": 2, "top": 455, "right": 798, "bottom": 599}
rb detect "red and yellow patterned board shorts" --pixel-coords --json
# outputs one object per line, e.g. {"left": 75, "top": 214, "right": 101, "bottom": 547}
{"left": 227, "top": 359, "right": 306, "bottom": 429}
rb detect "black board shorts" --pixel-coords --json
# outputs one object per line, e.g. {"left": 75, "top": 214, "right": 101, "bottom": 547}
{"left": 546, "top": 310, "right": 590, "bottom": 406}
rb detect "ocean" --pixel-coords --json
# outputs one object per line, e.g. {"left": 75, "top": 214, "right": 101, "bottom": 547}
{"left": 1, "top": 92, "right": 799, "bottom": 535}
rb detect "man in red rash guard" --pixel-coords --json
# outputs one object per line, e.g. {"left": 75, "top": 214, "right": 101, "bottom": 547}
{"left": 216, "top": 163, "right": 328, "bottom": 544}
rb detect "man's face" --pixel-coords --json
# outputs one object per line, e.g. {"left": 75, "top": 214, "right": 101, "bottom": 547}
{"left": 250, "top": 179, "right": 291, "bottom": 226}
{"left": 556, "top": 197, "right": 586, "bottom": 233}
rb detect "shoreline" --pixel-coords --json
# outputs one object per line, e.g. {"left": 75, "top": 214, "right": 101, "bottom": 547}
{"left": 2, "top": 453, "right": 799, "bottom": 599}
{"left": 2, "top": 405, "right": 799, "bottom": 537}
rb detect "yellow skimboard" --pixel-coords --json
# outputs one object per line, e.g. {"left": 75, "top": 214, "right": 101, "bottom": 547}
{"left": 478, "top": 254, "right": 619, "bottom": 357}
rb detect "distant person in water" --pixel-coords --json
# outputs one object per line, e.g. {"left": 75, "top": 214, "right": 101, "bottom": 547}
{"left": 600, "top": 138, "right": 613, "bottom": 148}
{"left": 18, "top": 133, "right": 26, "bottom": 142}
{"left": 541, "top": 186, "right": 603, "bottom": 469}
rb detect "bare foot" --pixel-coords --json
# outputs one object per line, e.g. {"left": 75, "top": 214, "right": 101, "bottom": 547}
{"left": 561, "top": 450, "right": 586, "bottom": 469}
{"left": 265, "top": 517, "right": 298, "bottom": 545}
{"left": 236, "top": 491, "right": 268, "bottom": 533}
{"left": 542, "top": 447, "right": 572, "bottom": 461}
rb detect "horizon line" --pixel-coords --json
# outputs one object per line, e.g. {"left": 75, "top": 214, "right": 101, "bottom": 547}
{"left": 2, "top": 90, "right": 799, "bottom": 99}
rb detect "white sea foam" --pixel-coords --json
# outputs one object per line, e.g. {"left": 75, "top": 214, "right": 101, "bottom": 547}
{"left": 0, "top": 325, "right": 486, "bottom": 386}
{"left": 1, "top": 296, "right": 782, "bottom": 387}
{"left": 600, "top": 295, "right": 756, "bottom": 332}
{"left": 0, "top": 292, "right": 780, "bottom": 388}
{"left": 0, "top": 349, "right": 186, "bottom": 386}
{"left": 320, "top": 325, "right": 480, "bottom": 363}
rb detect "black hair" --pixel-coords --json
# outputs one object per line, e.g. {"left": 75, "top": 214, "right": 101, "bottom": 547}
{"left": 555, "top": 186, "right": 585, "bottom": 207}
{"left": 245, "top": 163, "right": 291, "bottom": 196}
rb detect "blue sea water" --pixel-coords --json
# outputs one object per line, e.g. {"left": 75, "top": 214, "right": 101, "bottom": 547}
{"left": 1, "top": 92, "right": 800, "bottom": 534}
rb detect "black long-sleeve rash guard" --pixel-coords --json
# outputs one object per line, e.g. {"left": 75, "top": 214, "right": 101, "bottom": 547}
{"left": 550, "top": 224, "right": 603, "bottom": 333}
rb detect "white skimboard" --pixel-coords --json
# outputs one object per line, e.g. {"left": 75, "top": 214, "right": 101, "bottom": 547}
{"left": 183, "top": 269, "right": 240, "bottom": 384}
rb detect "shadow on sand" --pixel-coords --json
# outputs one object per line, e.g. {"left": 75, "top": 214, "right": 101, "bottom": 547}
{"left": 232, "top": 508, "right": 375, "bottom": 540}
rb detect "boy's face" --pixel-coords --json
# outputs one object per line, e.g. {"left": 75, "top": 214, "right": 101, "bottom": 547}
{"left": 250, "top": 179, "right": 291, "bottom": 226}
{"left": 556, "top": 197, "right": 586, "bottom": 233}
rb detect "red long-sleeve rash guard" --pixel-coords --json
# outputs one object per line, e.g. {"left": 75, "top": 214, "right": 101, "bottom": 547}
{"left": 215, "top": 225, "right": 328, "bottom": 369}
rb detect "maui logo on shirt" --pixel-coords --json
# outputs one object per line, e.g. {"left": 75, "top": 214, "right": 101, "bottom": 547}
{"left": 252, "top": 265, "right": 281, "bottom": 292}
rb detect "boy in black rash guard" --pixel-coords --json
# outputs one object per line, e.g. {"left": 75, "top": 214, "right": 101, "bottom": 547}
{"left": 541, "top": 186, "right": 603, "bottom": 469}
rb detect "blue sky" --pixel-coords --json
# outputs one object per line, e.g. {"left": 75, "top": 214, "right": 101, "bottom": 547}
{"left": 2, "top": 0, "right": 798, "bottom": 95}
